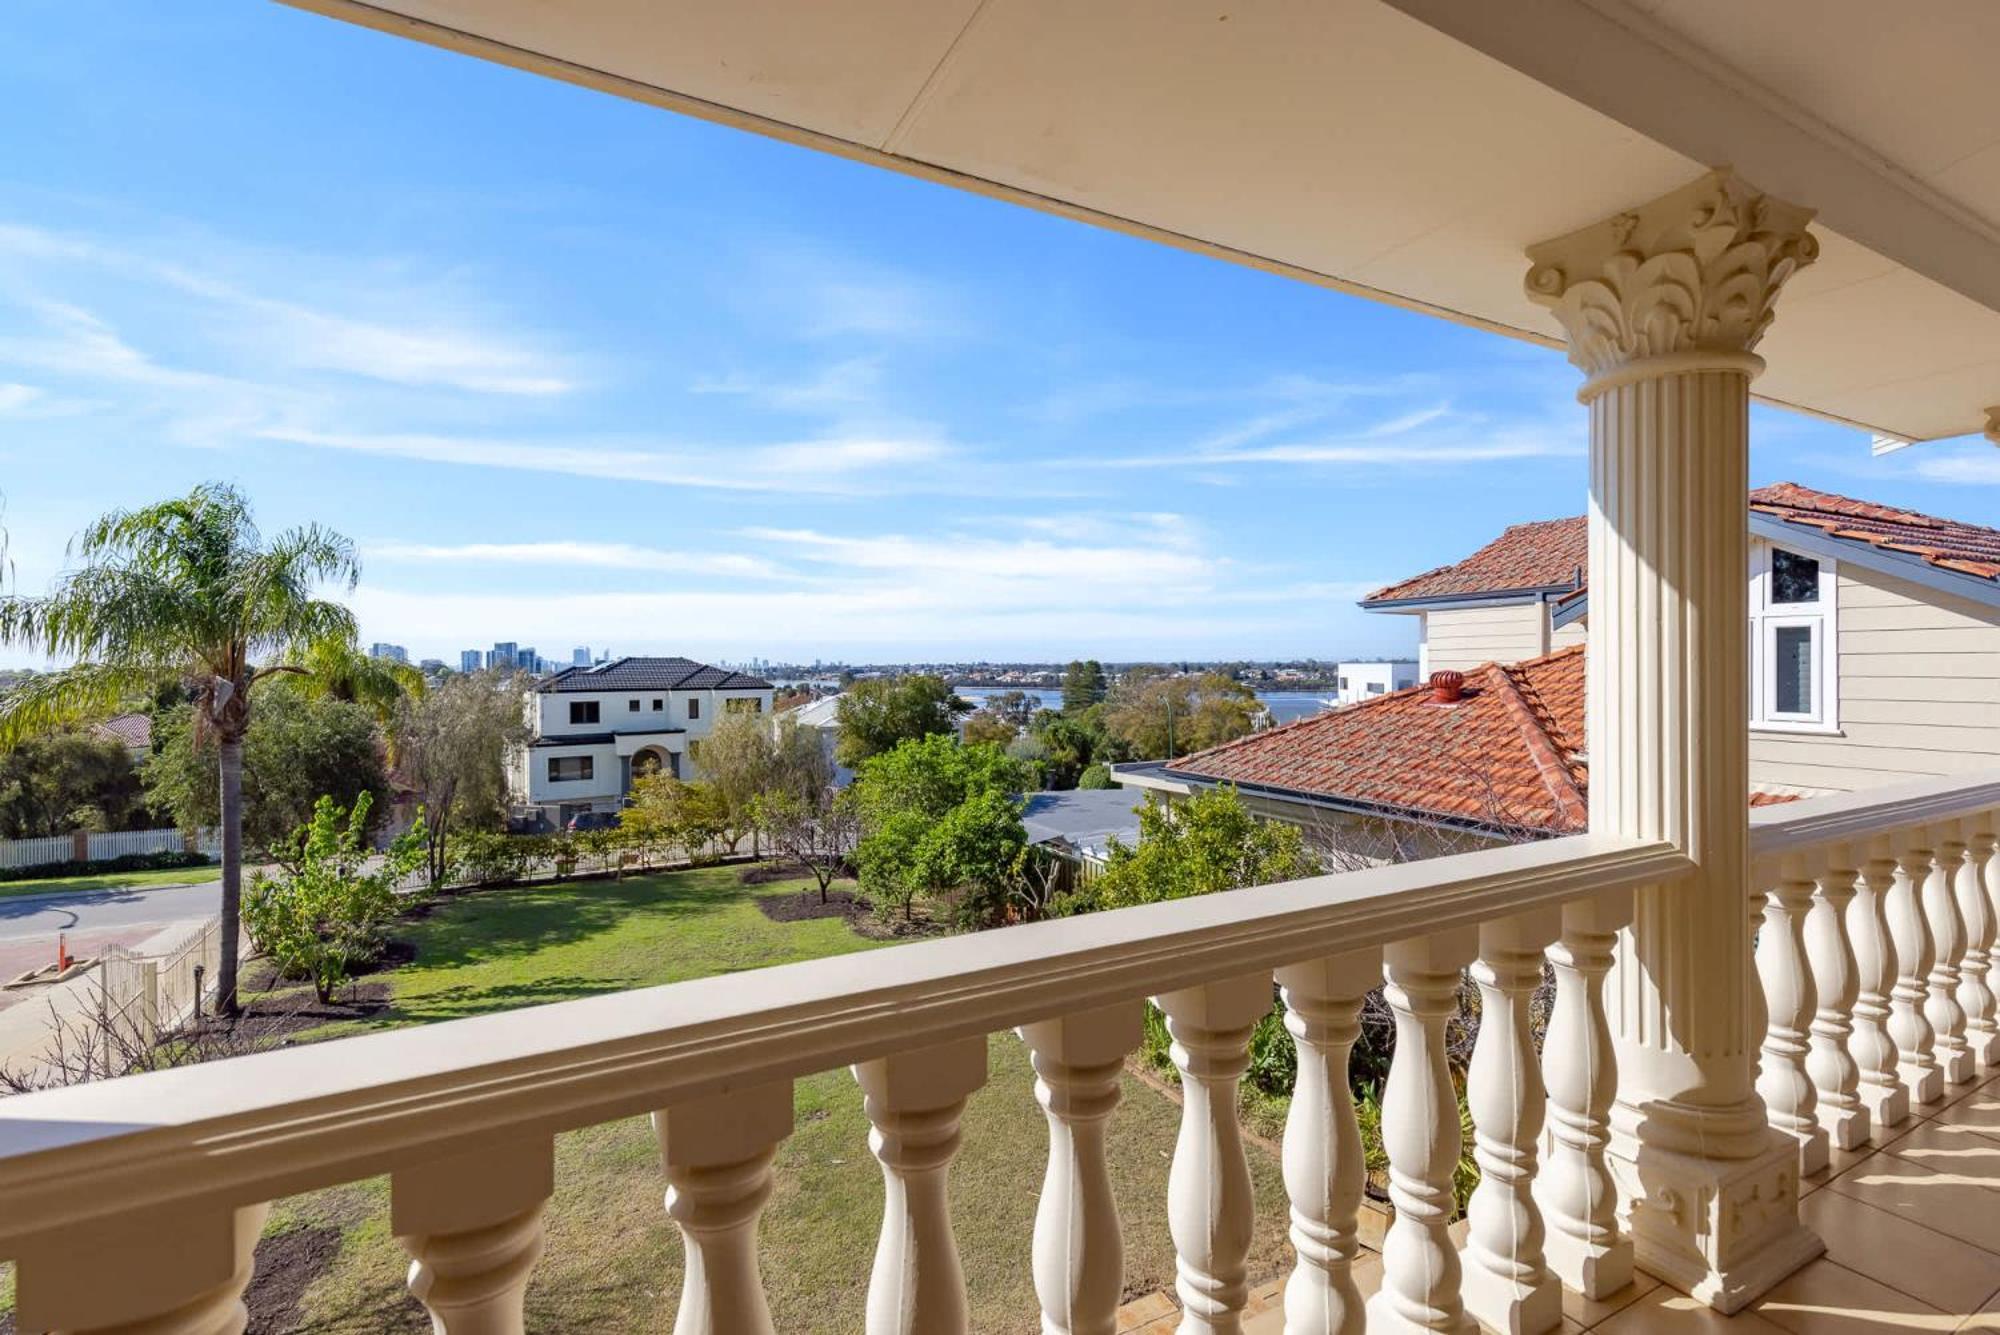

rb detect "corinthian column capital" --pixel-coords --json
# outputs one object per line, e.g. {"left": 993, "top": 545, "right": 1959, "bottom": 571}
{"left": 1525, "top": 169, "right": 1818, "bottom": 386}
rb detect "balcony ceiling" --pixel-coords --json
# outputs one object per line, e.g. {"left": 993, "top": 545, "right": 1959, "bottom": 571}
{"left": 288, "top": 0, "right": 2000, "bottom": 444}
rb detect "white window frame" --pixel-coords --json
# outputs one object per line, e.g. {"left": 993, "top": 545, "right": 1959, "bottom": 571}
{"left": 1749, "top": 541, "right": 1839, "bottom": 734}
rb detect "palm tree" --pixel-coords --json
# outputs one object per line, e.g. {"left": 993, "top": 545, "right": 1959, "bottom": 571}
{"left": 0, "top": 483, "right": 362, "bottom": 1014}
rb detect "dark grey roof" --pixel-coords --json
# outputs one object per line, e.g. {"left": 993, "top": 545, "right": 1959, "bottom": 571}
{"left": 1021, "top": 789, "right": 1145, "bottom": 856}
{"left": 528, "top": 727, "right": 686, "bottom": 748}
{"left": 535, "top": 657, "right": 773, "bottom": 694}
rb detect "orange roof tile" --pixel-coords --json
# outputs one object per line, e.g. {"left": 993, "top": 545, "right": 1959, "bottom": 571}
{"left": 1363, "top": 516, "right": 1586, "bottom": 604}
{"left": 1168, "top": 646, "right": 1590, "bottom": 835}
{"left": 1365, "top": 484, "right": 2000, "bottom": 610}
{"left": 1166, "top": 646, "right": 1802, "bottom": 836}
{"left": 1750, "top": 482, "right": 2000, "bottom": 583}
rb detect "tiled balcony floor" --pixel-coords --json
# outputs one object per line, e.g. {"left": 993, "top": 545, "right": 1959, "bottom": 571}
{"left": 1121, "top": 1068, "right": 2000, "bottom": 1333}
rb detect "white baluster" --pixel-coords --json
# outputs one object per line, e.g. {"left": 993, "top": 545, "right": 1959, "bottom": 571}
{"left": 1849, "top": 839, "right": 1910, "bottom": 1134}
{"left": 1536, "top": 890, "right": 1635, "bottom": 1299}
{"left": 655, "top": 1080, "right": 794, "bottom": 1335}
{"left": 1928, "top": 825, "right": 1976, "bottom": 1085}
{"left": 854, "top": 1036, "right": 988, "bottom": 1335}
{"left": 1804, "top": 850, "right": 1868, "bottom": 1149}
{"left": 1018, "top": 1004, "right": 1143, "bottom": 1335}
{"left": 1368, "top": 929, "right": 1478, "bottom": 1335}
{"left": 1887, "top": 831, "right": 1943, "bottom": 1106}
{"left": 394, "top": 1137, "right": 553, "bottom": 1335}
{"left": 14, "top": 1202, "right": 270, "bottom": 1334}
{"left": 1464, "top": 910, "right": 1563, "bottom": 1335}
{"left": 1153, "top": 972, "right": 1270, "bottom": 1335}
{"left": 1276, "top": 948, "right": 1379, "bottom": 1335}
{"left": 1756, "top": 855, "right": 1829, "bottom": 1175}
{"left": 1966, "top": 816, "right": 2000, "bottom": 1069}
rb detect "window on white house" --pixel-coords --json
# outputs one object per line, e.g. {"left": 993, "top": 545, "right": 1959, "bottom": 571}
{"left": 1751, "top": 543, "right": 1835, "bottom": 728}
{"left": 651, "top": 698, "right": 664, "bottom": 711}
{"left": 548, "top": 756, "right": 594, "bottom": 782}
{"left": 628, "top": 699, "right": 640, "bottom": 712}
{"left": 568, "top": 700, "right": 599, "bottom": 725}
{"left": 687, "top": 698, "right": 700, "bottom": 720}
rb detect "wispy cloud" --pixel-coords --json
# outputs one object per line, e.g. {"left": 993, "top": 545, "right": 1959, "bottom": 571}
{"left": 1912, "top": 450, "right": 2000, "bottom": 485}
{"left": 0, "top": 221, "right": 575, "bottom": 397}
{"left": 263, "top": 426, "right": 955, "bottom": 495}
{"left": 366, "top": 540, "right": 789, "bottom": 579}
{"left": 690, "top": 357, "right": 882, "bottom": 412}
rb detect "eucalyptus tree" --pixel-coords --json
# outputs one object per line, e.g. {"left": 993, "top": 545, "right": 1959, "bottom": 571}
{"left": 0, "top": 484, "right": 362, "bottom": 1014}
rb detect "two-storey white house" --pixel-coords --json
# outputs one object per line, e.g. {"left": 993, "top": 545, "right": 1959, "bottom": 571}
{"left": 510, "top": 656, "right": 774, "bottom": 827}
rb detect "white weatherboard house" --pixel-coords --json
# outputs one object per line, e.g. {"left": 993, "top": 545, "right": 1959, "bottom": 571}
{"left": 1334, "top": 660, "right": 1419, "bottom": 706}
{"left": 510, "top": 657, "right": 773, "bottom": 827}
{"left": 14, "top": 8, "right": 2000, "bottom": 1335}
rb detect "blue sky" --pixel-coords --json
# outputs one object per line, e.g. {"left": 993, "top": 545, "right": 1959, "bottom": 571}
{"left": 0, "top": 2, "right": 1993, "bottom": 669}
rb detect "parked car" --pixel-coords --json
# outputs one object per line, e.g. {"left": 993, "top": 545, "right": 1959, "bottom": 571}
{"left": 566, "top": 811, "right": 621, "bottom": 832}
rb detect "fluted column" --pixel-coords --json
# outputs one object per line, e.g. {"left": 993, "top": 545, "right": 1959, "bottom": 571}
{"left": 14, "top": 1202, "right": 270, "bottom": 1334}
{"left": 394, "top": 1138, "right": 553, "bottom": 1335}
{"left": 1888, "top": 832, "right": 1942, "bottom": 1106}
{"left": 1368, "top": 929, "right": 1478, "bottom": 1335}
{"left": 1275, "top": 948, "right": 1379, "bottom": 1335}
{"left": 1756, "top": 857, "right": 1828, "bottom": 1175}
{"left": 1849, "top": 839, "right": 1910, "bottom": 1136}
{"left": 1526, "top": 168, "right": 1822, "bottom": 1310}
{"left": 1153, "top": 972, "right": 1271, "bottom": 1335}
{"left": 655, "top": 1081, "right": 794, "bottom": 1335}
{"left": 855, "top": 1037, "right": 989, "bottom": 1335}
{"left": 1464, "top": 911, "right": 1563, "bottom": 1335}
{"left": 1966, "top": 817, "right": 2000, "bottom": 1069}
{"left": 1537, "top": 890, "right": 1634, "bottom": 1300}
{"left": 1018, "top": 1004, "right": 1143, "bottom": 1335}
{"left": 1803, "top": 849, "right": 1868, "bottom": 1149}
{"left": 1927, "top": 825, "right": 1975, "bottom": 1084}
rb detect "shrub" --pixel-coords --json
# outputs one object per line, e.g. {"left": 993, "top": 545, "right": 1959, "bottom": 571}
{"left": 0, "top": 849, "right": 211, "bottom": 885}
{"left": 244, "top": 792, "right": 424, "bottom": 1003}
{"left": 447, "top": 829, "right": 533, "bottom": 886}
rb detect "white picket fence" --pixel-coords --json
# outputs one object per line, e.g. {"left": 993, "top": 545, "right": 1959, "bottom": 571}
{"left": 97, "top": 918, "right": 224, "bottom": 1054}
{"left": 0, "top": 827, "right": 221, "bottom": 872}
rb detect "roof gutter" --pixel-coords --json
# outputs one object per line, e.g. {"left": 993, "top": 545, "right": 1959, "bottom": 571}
{"left": 1548, "top": 514, "right": 2000, "bottom": 624}
{"left": 1358, "top": 583, "right": 1579, "bottom": 612}
{"left": 1109, "top": 762, "right": 1563, "bottom": 842}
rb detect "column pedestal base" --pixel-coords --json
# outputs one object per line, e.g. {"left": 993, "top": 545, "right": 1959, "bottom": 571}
{"left": 1611, "top": 1126, "right": 1822, "bottom": 1315}
{"left": 1858, "top": 1083, "right": 1910, "bottom": 1143}
{"left": 1815, "top": 1101, "right": 1869, "bottom": 1153}
{"left": 1462, "top": 1265, "right": 1564, "bottom": 1335}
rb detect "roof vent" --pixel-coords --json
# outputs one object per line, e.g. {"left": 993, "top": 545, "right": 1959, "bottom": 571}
{"left": 1429, "top": 670, "right": 1464, "bottom": 704}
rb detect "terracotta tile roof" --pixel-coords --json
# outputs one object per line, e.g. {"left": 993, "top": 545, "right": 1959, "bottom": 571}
{"left": 1166, "top": 646, "right": 1800, "bottom": 836}
{"left": 1167, "top": 647, "right": 1591, "bottom": 835}
{"left": 1363, "top": 516, "right": 1586, "bottom": 604}
{"left": 1365, "top": 484, "right": 2000, "bottom": 609}
{"left": 1750, "top": 482, "right": 2000, "bottom": 584}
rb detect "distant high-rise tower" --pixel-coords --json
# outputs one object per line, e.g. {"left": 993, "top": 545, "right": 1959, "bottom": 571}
{"left": 490, "top": 642, "right": 518, "bottom": 671}
{"left": 460, "top": 649, "right": 483, "bottom": 673}
{"left": 573, "top": 646, "right": 591, "bottom": 667}
{"left": 369, "top": 642, "right": 408, "bottom": 664}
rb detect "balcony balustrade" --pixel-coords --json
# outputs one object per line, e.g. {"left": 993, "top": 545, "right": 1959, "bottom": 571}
{"left": 0, "top": 771, "right": 1995, "bottom": 1333}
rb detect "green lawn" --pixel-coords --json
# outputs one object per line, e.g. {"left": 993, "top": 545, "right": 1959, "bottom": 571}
{"left": 258, "top": 866, "right": 1294, "bottom": 1333}
{"left": 0, "top": 862, "right": 220, "bottom": 900}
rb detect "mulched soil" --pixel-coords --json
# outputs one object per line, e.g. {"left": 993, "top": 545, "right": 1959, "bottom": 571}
{"left": 755, "top": 887, "right": 871, "bottom": 922}
{"left": 244, "top": 1225, "right": 369, "bottom": 1334}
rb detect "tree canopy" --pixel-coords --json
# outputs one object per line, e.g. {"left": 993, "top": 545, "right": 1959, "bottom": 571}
{"left": 1098, "top": 668, "right": 1266, "bottom": 760}
{"left": 0, "top": 730, "right": 149, "bottom": 838}
{"left": 834, "top": 673, "right": 968, "bottom": 766}
{"left": 396, "top": 669, "right": 527, "bottom": 884}
{"left": 1061, "top": 659, "right": 1108, "bottom": 713}
{"left": 850, "top": 735, "right": 1032, "bottom": 925}
{"left": 1076, "top": 785, "right": 1320, "bottom": 911}
{"left": 143, "top": 683, "right": 388, "bottom": 853}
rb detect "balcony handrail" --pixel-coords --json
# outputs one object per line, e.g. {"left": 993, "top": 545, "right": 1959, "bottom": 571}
{"left": 0, "top": 831, "right": 1688, "bottom": 1249}
{"left": 1748, "top": 767, "right": 2000, "bottom": 861}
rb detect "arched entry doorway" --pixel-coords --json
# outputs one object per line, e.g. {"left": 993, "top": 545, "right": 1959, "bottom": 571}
{"left": 630, "top": 747, "right": 673, "bottom": 781}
